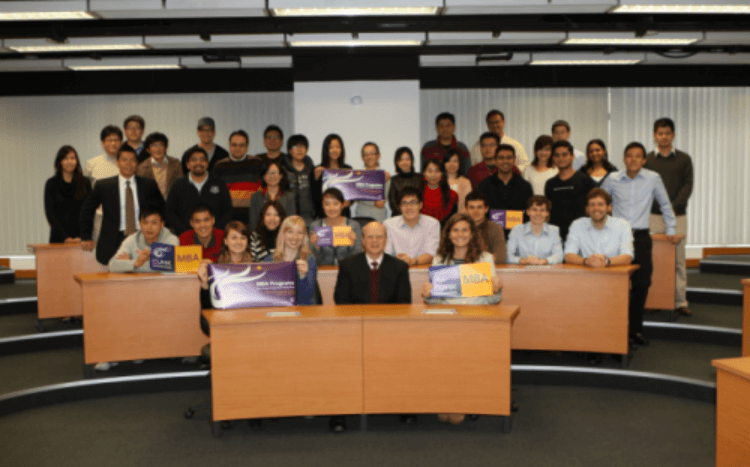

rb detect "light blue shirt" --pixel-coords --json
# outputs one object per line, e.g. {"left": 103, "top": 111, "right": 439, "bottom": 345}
{"left": 572, "top": 149, "right": 586, "bottom": 171}
{"left": 564, "top": 216, "right": 635, "bottom": 259}
{"left": 601, "top": 168, "right": 676, "bottom": 235}
{"left": 506, "top": 222, "right": 563, "bottom": 264}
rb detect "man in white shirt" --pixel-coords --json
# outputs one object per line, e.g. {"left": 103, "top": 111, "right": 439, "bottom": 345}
{"left": 470, "top": 110, "right": 529, "bottom": 172}
{"left": 383, "top": 187, "right": 440, "bottom": 266}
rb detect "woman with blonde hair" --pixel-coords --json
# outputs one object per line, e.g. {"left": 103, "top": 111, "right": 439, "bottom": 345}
{"left": 265, "top": 215, "right": 317, "bottom": 305}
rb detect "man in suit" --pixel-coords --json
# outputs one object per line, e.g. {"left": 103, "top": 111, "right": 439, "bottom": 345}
{"left": 80, "top": 146, "right": 164, "bottom": 265}
{"left": 334, "top": 221, "right": 411, "bottom": 305}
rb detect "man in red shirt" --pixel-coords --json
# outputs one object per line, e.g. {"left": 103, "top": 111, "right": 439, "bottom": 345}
{"left": 467, "top": 132, "right": 500, "bottom": 189}
{"left": 178, "top": 205, "right": 224, "bottom": 262}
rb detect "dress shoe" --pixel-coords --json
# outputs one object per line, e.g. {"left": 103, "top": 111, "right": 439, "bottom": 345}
{"left": 675, "top": 307, "right": 692, "bottom": 317}
{"left": 632, "top": 333, "right": 649, "bottom": 347}
{"left": 329, "top": 416, "right": 346, "bottom": 433}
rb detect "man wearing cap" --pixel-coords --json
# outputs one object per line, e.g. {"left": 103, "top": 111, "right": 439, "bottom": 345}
{"left": 181, "top": 117, "right": 229, "bottom": 173}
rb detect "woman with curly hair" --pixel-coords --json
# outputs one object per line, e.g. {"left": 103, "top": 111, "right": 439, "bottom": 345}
{"left": 264, "top": 215, "right": 317, "bottom": 305}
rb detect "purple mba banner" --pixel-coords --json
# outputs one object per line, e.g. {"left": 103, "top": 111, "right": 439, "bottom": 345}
{"left": 322, "top": 169, "right": 385, "bottom": 201}
{"left": 208, "top": 262, "right": 297, "bottom": 309}
{"left": 428, "top": 265, "right": 461, "bottom": 298}
{"left": 149, "top": 243, "right": 175, "bottom": 271}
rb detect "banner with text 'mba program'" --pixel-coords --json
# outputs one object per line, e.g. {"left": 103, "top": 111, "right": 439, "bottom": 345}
{"left": 207, "top": 261, "right": 297, "bottom": 309}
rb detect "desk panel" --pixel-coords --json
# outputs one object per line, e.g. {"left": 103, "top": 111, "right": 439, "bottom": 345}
{"left": 712, "top": 357, "right": 750, "bottom": 467}
{"left": 645, "top": 235, "right": 677, "bottom": 310}
{"left": 743, "top": 279, "right": 750, "bottom": 357}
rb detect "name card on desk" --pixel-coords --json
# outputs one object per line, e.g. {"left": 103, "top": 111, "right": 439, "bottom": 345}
{"left": 150, "top": 244, "right": 202, "bottom": 272}
{"left": 428, "top": 262, "right": 493, "bottom": 298}
{"left": 490, "top": 210, "right": 523, "bottom": 229}
{"left": 314, "top": 226, "right": 354, "bottom": 247}
{"left": 322, "top": 169, "right": 385, "bottom": 201}
{"left": 208, "top": 262, "right": 296, "bottom": 309}
{"left": 422, "top": 309, "right": 458, "bottom": 315}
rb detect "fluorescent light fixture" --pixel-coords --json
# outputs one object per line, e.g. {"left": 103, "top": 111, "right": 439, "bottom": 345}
{"left": 65, "top": 57, "right": 181, "bottom": 70}
{"left": 0, "top": 59, "right": 65, "bottom": 71}
{"left": 291, "top": 40, "right": 421, "bottom": 47}
{"left": 10, "top": 44, "right": 148, "bottom": 52}
{"left": 531, "top": 59, "right": 640, "bottom": 65}
{"left": 0, "top": 10, "right": 94, "bottom": 20}
{"left": 240, "top": 56, "right": 293, "bottom": 68}
{"left": 564, "top": 38, "right": 698, "bottom": 45}
{"left": 444, "top": 0, "right": 615, "bottom": 15}
{"left": 68, "top": 64, "right": 181, "bottom": 70}
{"left": 145, "top": 34, "right": 285, "bottom": 49}
{"left": 643, "top": 52, "right": 750, "bottom": 64}
{"left": 274, "top": 6, "right": 438, "bottom": 16}
{"left": 612, "top": 5, "right": 750, "bottom": 13}
{"left": 427, "top": 32, "right": 566, "bottom": 45}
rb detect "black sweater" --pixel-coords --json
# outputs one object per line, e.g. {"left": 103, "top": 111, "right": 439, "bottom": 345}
{"left": 44, "top": 175, "right": 91, "bottom": 243}
{"left": 165, "top": 174, "right": 233, "bottom": 235}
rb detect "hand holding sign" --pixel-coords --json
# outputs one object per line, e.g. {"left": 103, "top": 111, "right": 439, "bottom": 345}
{"left": 489, "top": 210, "right": 524, "bottom": 229}
{"left": 428, "top": 262, "right": 494, "bottom": 298}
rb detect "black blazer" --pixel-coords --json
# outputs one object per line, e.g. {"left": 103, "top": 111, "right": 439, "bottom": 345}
{"left": 334, "top": 253, "right": 411, "bottom": 305}
{"left": 79, "top": 175, "right": 164, "bottom": 265}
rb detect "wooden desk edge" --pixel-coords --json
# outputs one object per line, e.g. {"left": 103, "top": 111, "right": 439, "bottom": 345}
{"left": 320, "top": 264, "right": 639, "bottom": 275}
{"left": 75, "top": 272, "right": 198, "bottom": 284}
{"left": 28, "top": 243, "right": 88, "bottom": 252}
{"left": 741, "top": 278, "right": 750, "bottom": 287}
{"left": 712, "top": 357, "right": 750, "bottom": 380}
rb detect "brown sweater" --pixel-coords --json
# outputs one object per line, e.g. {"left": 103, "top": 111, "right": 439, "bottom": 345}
{"left": 476, "top": 219, "right": 507, "bottom": 264}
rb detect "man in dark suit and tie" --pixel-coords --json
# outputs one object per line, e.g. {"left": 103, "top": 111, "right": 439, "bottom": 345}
{"left": 334, "top": 221, "right": 411, "bottom": 305}
{"left": 80, "top": 146, "right": 164, "bottom": 265}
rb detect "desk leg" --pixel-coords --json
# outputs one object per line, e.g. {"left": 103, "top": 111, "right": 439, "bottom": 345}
{"left": 83, "top": 364, "right": 93, "bottom": 379}
{"left": 668, "top": 308, "right": 676, "bottom": 322}
{"left": 36, "top": 319, "right": 45, "bottom": 333}
{"left": 360, "top": 414, "right": 367, "bottom": 432}
{"left": 501, "top": 415, "right": 513, "bottom": 433}
{"left": 621, "top": 352, "right": 631, "bottom": 369}
{"left": 211, "top": 421, "right": 223, "bottom": 439}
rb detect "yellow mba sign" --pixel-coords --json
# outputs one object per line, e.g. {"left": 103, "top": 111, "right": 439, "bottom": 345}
{"left": 175, "top": 245, "right": 203, "bottom": 273}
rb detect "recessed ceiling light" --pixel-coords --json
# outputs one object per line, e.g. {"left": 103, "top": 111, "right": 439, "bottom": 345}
{"left": 10, "top": 44, "right": 149, "bottom": 53}
{"left": 612, "top": 5, "right": 750, "bottom": 13}
{"left": 68, "top": 65, "right": 181, "bottom": 71}
{"left": 273, "top": 7, "right": 438, "bottom": 16}
{"left": 289, "top": 40, "right": 422, "bottom": 47}
{"left": 0, "top": 11, "right": 95, "bottom": 20}
{"left": 564, "top": 38, "right": 698, "bottom": 45}
{"left": 530, "top": 59, "right": 641, "bottom": 65}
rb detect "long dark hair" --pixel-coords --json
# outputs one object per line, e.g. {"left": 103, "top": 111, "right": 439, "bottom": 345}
{"left": 436, "top": 213, "right": 484, "bottom": 263}
{"left": 531, "top": 135, "right": 555, "bottom": 169}
{"left": 423, "top": 158, "right": 452, "bottom": 209}
{"left": 394, "top": 146, "right": 415, "bottom": 175}
{"left": 260, "top": 160, "right": 290, "bottom": 191}
{"left": 254, "top": 200, "right": 287, "bottom": 251}
{"left": 320, "top": 134, "right": 346, "bottom": 168}
{"left": 443, "top": 148, "right": 464, "bottom": 177}
{"left": 217, "top": 221, "right": 254, "bottom": 263}
{"left": 582, "top": 139, "right": 616, "bottom": 173}
{"left": 54, "top": 145, "right": 89, "bottom": 200}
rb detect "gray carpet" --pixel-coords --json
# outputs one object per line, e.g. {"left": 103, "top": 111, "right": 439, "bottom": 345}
{"left": 0, "top": 280, "right": 37, "bottom": 300}
{"left": 687, "top": 270, "right": 745, "bottom": 291}
{"left": 644, "top": 303, "right": 742, "bottom": 329}
{"left": 0, "top": 386, "right": 715, "bottom": 467}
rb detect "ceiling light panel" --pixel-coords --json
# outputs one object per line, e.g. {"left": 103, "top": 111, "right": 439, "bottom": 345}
{"left": 701, "top": 32, "right": 750, "bottom": 45}
{"left": 289, "top": 33, "right": 425, "bottom": 47}
{"left": 91, "top": 0, "right": 266, "bottom": 18}
{"left": 65, "top": 57, "right": 181, "bottom": 70}
{"left": 0, "top": 0, "right": 95, "bottom": 20}
{"left": 444, "top": 0, "right": 615, "bottom": 15}
{"left": 612, "top": 3, "right": 750, "bottom": 14}
{"left": 240, "top": 56, "right": 293, "bottom": 68}
{"left": 180, "top": 56, "right": 240, "bottom": 69}
{"left": 270, "top": 0, "right": 440, "bottom": 16}
{"left": 428, "top": 32, "right": 567, "bottom": 45}
{"left": 643, "top": 52, "right": 750, "bottom": 64}
{"left": 0, "top": 59, "right": 65, "bottom": 71}
{"left": 6, "top": 37, "right": 147, "bottom": 53}
{"left": 145, "top": 34, "right": 285, "bottom": 49}
{"left": 421, "top": 53, "right": 532, "bottom": 66}
{"left": 565, "top": 32, "right": 703, "bottom": 46}
{"left": 530, "top": 52, "right": 644, "bottom": 65}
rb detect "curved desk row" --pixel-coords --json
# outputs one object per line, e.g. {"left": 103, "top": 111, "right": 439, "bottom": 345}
{"left": 204, "top": 304, "right": 520, "bottom": 436}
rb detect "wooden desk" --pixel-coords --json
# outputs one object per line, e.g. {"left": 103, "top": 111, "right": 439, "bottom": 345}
{"left": 320, "top": 264, "right": 636, "bottom": 356}
{"left": 75, "top": 273, "right": 208, "bottom": 374}
{"left": 644, "top": 234, "right": 678, "bottom": 312}
{"left": 743, "top": 279, "right": 750, "bottom": 356}
{"left": 28, "top": 243, "right": 103, "bottom": 331}
{"left": 204, "top": 304, "right": 519, "bottom": 435}
{"left": 711, "top": 357, "right": 750, "bottom": 467}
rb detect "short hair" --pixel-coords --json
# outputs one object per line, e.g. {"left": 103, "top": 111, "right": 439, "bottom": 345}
{"left": 191, "top": 204, "right": 214, "bottom": 219}
{"left": 480, "top": 132, "right": 500, "bottom": 145}
{"left": 398, "top": 185, "right": 423, "bottom": 204}
{"left": 393, "top": 146, "right": 414, "bottom": 174}
{"left": 286, "top": 134, "right": 309, "bottom": 151}
{"left": 123, "top": 115, "right": 145, "bottom": 130}
{"left": 322, "top": 187, "right": 345, "bottom": 204}
{"left": 116, "top": 145, "right": 137, "bottom": 160}
{"left": 495, "top": 143, "right": 516, "bottom": 158}
{"left": 532, "top": 135, "right": 555, "bottom": 168}
{"left": 144, "top": 132, "right": 168, "bottom": 149}
{"left": 551, "top": 119, "right": 571, "bottom": 133}
{"left": 587, "top": 187, "right": 612, "bottom": 206}
{"left": 435, "top": 112, "right": 455, "bottom": 125}
{"left": 139, "top": 203, "right": 164, "bottom": 222}
{"left": 260, "top": 160, "right": 290, "bottom": 191}
{"left": 464, "top": 190, "right": 487, "bottom": 208}
{"left": 551, "top": 140, "right": 574, "bottom": 155}
{"left": 653, "top": 118, "right": 675, "bottom": 133}
{"left": 185, "top": 145, "right": 208, "bottom": 162}
{"left": 229, "top": 130, "right": 249, "bottom": 145}
{"left": 527, "top": 195, "right": 551, "bottom": 211}
{"left": 624, "top": 142, "right": 647, "bottom": 158}
{"left": 263, "top": 124, "right": 284, "bottom": 141}
{"left": 361, "top": 141, "right": 380, "bottom": 154}
{"left": 100, "top": 125, "right": 122, "bottom": 142}
{"left": 486, "top": 110, "right": 505, "bottom": 122}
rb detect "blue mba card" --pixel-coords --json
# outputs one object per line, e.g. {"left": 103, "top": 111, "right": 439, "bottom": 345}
{"left": 149, "top": 242, "right": 175, "bottom": 271}
{"left": 428, "top": 265, "right": 462, "bottom": 298}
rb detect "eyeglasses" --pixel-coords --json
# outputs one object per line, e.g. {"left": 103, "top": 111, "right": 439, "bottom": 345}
{"left": 265, "top": 135, "right": 280, "bottom": 140}
{"left": 291, "top": 143, "right": 306, "bottom": 149}
{"left": 150, "top": 142, "right": 165, "bottom": 148}
{"left": 265, "top": 171, "right": 281, "bottom": 176}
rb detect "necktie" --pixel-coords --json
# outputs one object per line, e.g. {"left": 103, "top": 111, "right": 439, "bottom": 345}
{"left": 370, "top": 261, "right": 379, "bottom": 304}
{"left": 125, "top": 181, "right": 136, "bottom": 235}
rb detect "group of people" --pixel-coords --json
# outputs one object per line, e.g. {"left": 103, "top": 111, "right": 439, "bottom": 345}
{"left": 44, "top": 111, "right": 694, "bottom": 420}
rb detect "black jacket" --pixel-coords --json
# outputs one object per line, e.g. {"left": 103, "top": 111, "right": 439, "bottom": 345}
{"left": 180, "top": 144, "right": 230, "bottom": 174}
{"left": 334, "top": 253, "right": 411, "bottom": 305}
{"left": 79, "top": 175, "right": 164, "bottom": 265}
{"left": 165, "top": 173, "right": 234, "bottom": 235}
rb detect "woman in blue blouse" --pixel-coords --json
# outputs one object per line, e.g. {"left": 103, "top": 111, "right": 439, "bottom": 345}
{"left": 265, "top": 215, "right": 317, "bottom": 305}
{"left": 506, "top": 196, "right": 563, "bottom": 265}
